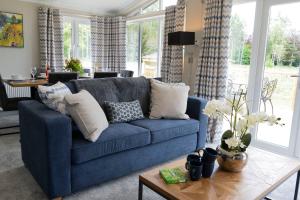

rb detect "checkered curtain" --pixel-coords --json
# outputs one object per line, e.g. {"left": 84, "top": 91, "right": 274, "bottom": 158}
{"left": 38, "top": 7, "right": 64, "bottom": 72}
{"left": 161, "top": 0, "right": 186, "bottom": 83}
{"left": 91, "top": 16, "right": 126, "bottom": 72}
{"left": 194, "top": 0, "right": 233, "bottom": 142}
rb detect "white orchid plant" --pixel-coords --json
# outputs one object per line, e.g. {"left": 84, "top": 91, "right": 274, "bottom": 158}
{"left": 203, "top": 93, "right": 284, "bottom": 153}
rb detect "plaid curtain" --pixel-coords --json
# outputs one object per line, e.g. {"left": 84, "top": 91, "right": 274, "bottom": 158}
{"left": 194, "top": 0, "right": 233, "bottom": 142}
{"left": 38, "top": 7, "right": 64, "bottom": 72}
{"left": 91, "top": 16, "right": 126, "bottom": 72}
{"left": 161, "top": 0, "right": 186, "bottom": 83}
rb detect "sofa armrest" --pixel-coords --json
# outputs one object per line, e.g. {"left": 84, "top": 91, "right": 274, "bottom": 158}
{"left": 19, "top": 100, "right": 72, "bottom": 198}
{"left": 186, "top": 96, "right": 208, "bottom": 149}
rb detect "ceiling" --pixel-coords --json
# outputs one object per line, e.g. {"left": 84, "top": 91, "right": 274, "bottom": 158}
{"left": 19, "top": 0, "right": 151, "bottom": 15}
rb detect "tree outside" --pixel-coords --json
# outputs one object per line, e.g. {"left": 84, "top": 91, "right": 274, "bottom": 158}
{"left": 126, "top": 20, "right": 160, "bottom": 77}
{"left": 229, "top": 13, "right": 300, "bottom": 68}
{"left": 63, "top": 22, "right": 72, "bottom": 59}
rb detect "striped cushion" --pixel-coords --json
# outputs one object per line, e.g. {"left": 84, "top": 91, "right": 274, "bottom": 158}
{"left": 38, "top": 82, "right": 72, "bottom": 114}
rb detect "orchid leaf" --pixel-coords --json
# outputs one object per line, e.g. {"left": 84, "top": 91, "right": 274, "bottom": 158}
{"left": 221, "top": 130, "right": 233, "bottom": 151}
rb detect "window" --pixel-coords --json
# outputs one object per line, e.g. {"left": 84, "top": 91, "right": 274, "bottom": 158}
{"left": 162, "top": 0, "right": 177, "bottom": 10}
{"left": 136, "top": 0, "right": 177, "bottom": 15}
{"left": 126, "top": 19, "right": 163, "bottom": 78}
{"left": 126, "top": 0, "right": 174, "bottom": 77}
{"left": 226, "top": 1, "right": 256, "bottom": 95}
{"left": 63, "top": 16, "right": 91, "bottom": 69}
{"left": 142, "top": 1, "right": 160, "bottom": 14}
{"left": 223, "top": 2, "right": 256, "bottom": 132}
{"left": 126, "top": 23, "right": 140, "bottom": 76}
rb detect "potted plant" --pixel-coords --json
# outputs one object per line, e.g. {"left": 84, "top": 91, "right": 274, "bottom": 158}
{"left": 65, "top": 58, "right": 84, "bottom": 75}
{"left": 203, "top": 92, "right": 283, "bottom": 172}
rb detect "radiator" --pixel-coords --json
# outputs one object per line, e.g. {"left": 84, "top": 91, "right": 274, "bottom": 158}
{"left": 4, "top": 83, "right": 31, "bottom": 98}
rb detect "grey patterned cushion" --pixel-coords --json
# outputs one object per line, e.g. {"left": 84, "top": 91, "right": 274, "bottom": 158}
{"left": 38, "top": 82, "right": 72, "bottom": 114}
{"left": 104, "top": 100, "right": 144, "bottom": 123}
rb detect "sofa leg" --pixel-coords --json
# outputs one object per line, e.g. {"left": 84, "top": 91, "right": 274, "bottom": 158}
{"left": 52, "top": 197, "right": 62, "bottom": 200}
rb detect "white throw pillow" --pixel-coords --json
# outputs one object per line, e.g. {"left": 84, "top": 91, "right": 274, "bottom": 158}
{"left": 38, "top": 81, "right": 72, "bottom": 114}
{"left": 150, "top": 79, "right": 190, "bottom": 119}
{"left": 65, "top": 90, "right": 109, "bottom": 142}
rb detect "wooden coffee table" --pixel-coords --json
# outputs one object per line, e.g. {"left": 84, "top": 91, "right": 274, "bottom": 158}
{"left": 138, "top": 148, "right": 300, "bottom": 200}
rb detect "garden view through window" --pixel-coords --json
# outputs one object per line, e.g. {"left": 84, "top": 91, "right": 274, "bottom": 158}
{"left": 126, "top": 0, "right": 176, "bottom": 77}
{"left": 226, "top": 2, "right": 256, "bottom": 97}
{"left": 223, "top": 2, "right": 256, "bottom": 132}
{"left": 63, "top": 17, "right": 91, "bottom": 70}
{"left": 257, "top": 2, "right": 300, "bottom": 147}
{"left": 226, "top": 1, "right": 300, "bottom": 148}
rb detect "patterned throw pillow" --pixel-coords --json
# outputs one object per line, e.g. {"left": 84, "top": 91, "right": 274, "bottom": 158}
{"left": 38, "top": 82, "right": 72, "bottom": 114}
{"left": 104, "top": 100, "right": 144, "bottom": 123}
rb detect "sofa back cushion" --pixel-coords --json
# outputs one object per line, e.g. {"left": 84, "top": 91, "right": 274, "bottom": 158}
{"left": 71, "top": 77, "right": 150, "bottom": 115}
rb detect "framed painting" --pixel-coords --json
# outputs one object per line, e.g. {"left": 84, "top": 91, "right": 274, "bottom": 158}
{"left": 0, "top": 11, "right": 24, "bottom": 48}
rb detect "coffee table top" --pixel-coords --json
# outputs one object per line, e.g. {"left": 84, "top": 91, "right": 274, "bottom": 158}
{"left": 139, "top": 147, "right": 300, "bottom": 200}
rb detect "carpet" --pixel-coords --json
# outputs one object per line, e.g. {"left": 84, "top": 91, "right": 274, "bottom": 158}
{"left": 0, "top": 135, "right": 299, "bottom": 200}
{"left": 0, "top": 111, "right": 20, "bottom": 135}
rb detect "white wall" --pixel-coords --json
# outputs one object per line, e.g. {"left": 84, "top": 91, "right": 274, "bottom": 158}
{"left": 182, "top": 0, "right": 205, "bottom": 95}
{"left": 0, "top": 0, "right": 40, "bottom": 79}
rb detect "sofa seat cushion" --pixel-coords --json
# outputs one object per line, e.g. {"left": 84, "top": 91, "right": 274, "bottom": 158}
{"left": 130, "top": 119, "right": 200, "bottom": 144}
{"left": 72, "top": 123, "right": 150, "bottom": 164}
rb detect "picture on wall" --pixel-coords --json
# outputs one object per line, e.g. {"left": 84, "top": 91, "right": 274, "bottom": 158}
{"left": 0, "top": 11, "right": 24, "bottom": 48}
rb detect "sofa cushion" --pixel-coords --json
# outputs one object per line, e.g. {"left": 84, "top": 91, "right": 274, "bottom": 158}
{"left": 72, "top": 123, "right": 150, "bottom": 164}
{"left": 149, "top": 79, "right": 190, "bottom": 119}
{"left": 37, "top": 81, "right": 72, "bottom": 114}
{"left": 130, "top": 119, "right": 200, "bottom": 144}
{"left": 72, "top": 77, "right": 150, "bottom": 116}
{"left": 104, "top": 100, "right": 144, "bottom": 123}
{"left": 65, "top": 90, "right": 109, "bottom": 142}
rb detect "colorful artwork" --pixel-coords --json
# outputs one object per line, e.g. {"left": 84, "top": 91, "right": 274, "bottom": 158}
{"left": 0, "top": 11, "right": 24, "bottom": 48}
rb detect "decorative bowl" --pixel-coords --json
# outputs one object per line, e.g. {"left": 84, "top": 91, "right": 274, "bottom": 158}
{"left": 216, "top": 146, "right": 248, "bottom": 173}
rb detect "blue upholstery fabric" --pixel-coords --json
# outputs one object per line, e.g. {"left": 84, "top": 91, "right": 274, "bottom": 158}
{"left": 19, "top": 100, "right": 72, "bottom": 198}
{"left": 72, "top": 77, "right": 150, "bottom": 115}
{"left": 186, "top": 96, "right": 208, "bottom": 149}
{"left": 64, "top": 81, "right": 76, "bottom": 93}
{"left": 72, "top": 123, "right": 150, "bottom": 164}
{"left": 130, "top": 119, "right": 199, "bottom": 144}
{"left": 71, "top": 134, "right": 197, "bottom": 192}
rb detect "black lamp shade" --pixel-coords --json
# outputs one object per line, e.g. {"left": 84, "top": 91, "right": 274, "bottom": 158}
{"left": 168, "top": 31, "right": 195, "bottom": 45}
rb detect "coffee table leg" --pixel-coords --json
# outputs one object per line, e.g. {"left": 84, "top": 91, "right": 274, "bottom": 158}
{"left": 294, "top": 171, "right": 300, "bottom": 200}
{"left": 138, "top": 180, "right": 143, "bottom": 200}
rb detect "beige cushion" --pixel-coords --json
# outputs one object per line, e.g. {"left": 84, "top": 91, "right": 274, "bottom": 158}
{"left": 150, "top": 79, "right": 190, "bottom": 119}
{"left": 65, "top": 90, "right": 109, "bottom": 142}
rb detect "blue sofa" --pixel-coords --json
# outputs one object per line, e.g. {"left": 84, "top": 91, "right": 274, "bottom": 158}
{"left": 19, "top": 77, "right": 208, "bottom": 199}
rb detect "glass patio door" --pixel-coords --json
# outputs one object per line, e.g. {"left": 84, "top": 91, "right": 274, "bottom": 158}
{"left": 248, "top": 0, "right": 300, "bottom": 156}
{"left": 126, "top": 18, "right": 163, "bottom": 78}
